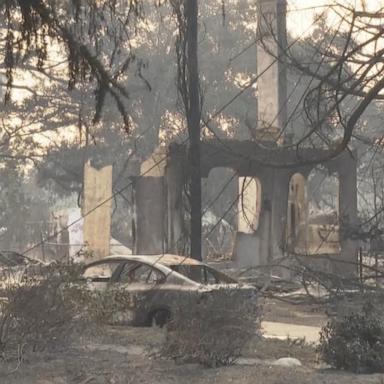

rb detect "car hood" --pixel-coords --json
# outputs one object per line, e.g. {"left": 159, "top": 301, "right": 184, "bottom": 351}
{"left": 196, "top": 282, "right": 257, "bottom": 292}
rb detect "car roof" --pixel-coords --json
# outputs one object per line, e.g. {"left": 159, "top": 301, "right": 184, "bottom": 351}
{"left": 85, "top": 254, "right": 204, "bottom": 267}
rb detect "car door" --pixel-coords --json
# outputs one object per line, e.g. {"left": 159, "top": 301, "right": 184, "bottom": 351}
{"left": 111, "top": 260, "right": 168, "bottom": 324}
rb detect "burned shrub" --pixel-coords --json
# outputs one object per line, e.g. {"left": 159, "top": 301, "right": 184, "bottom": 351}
{"left": 0, "top": 262, "right": 93, "bottom": 359}
{"left": 162, "top": 288, "right": 260, "bottom": 367}
{"left": 318, "top": 302, "right": 384, "bottom": 373}
{"left": 84, "top": 286, "right": 142, "bottom": 326}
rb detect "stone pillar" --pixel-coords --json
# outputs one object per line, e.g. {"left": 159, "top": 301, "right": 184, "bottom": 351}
{"left": 133, "top": 147, "right": 169, "bottom": 254}
{"left": 133, "top": 177, "right": 165, "bottom": 254}
{"left": 234, "top": 0, "right": 288, "bottom": 267}
{"left": 83, "top": 162, "right": 112, "bottom": 260}
{"left": 133, "top": 145, "right": 188, "bottom": 256}
{"left": 338, "top": 158, "right": 358, "bottom": 276}
{"left": 256, "top": 0, "right": 287, "bottom": 142}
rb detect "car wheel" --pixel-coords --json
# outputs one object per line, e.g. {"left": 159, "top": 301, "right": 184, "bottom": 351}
{"left": 151, "top": 309, "right": 171, "bottom": 328}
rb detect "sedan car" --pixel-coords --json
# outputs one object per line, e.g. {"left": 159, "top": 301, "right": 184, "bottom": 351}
{"left": 82, "top": 254, "right": 256, "bottom": 327}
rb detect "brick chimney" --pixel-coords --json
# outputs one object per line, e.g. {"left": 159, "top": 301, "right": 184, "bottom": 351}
{"left": 256, "top": 0, "right": 287, "bottom": 143}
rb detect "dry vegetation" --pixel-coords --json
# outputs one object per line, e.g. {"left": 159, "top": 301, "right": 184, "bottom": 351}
{"left": 2, "top": 264, "right": 384, "bottom": 383}
{"left": 162, "top": 288, "right": 260, "bottom": 367}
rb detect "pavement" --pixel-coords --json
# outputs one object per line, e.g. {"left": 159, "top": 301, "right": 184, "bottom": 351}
{"left": 261, "top": 321, "right": 321, "bottom": 343}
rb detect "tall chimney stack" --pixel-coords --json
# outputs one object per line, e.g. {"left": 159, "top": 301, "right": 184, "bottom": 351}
{"left": 256, "top": 0, "right": 287, "bottom": 143}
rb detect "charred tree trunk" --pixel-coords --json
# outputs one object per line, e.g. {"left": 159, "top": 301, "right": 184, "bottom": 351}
{"left": 185, "top": 0, "right": 202, "bottom": 261}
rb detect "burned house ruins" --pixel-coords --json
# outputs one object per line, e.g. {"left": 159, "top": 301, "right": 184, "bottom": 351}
{"left": 133, "top": 0, "right": 358, "bottom": 276}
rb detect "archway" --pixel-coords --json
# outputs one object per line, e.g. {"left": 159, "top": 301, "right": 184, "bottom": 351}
{"left": 238, "top": 177, "right": 262, "bottom": 234}
{"left": 286, "top": 173, "right": 307, "bottom": 253}
{"left": 202, "top": 167, "right": 238, "bottom": 260}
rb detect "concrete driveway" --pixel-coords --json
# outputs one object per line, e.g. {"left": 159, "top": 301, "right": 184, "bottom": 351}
{"left": 262, "top": 321, "right": 322, "bottom": 343}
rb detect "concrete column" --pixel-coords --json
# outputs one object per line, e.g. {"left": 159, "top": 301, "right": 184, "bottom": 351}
{"left": 82, "top": 162, "right": 112, "bottom": 260}
{"left": 133, "top": 176, "right": 165, "bottom": 254}
{"left": 256, "top": 0, "right": 287, "bottom": 142}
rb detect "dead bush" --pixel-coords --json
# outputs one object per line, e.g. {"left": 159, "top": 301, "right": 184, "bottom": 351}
{"left": 318, "top": 301, "right": 384, "bottom": 373}
{"left": 162, "top": 288, "right": 260, "bottom": 367}
{"left": 0, "top": 262, "right": 93, "bottom": 360}
{"left": 83, "top": 286, "right": 142, "bottom": 326}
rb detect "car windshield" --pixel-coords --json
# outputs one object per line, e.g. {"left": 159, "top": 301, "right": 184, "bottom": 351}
{"left": 169, "top": 264, "right": 236, "bottom": 285}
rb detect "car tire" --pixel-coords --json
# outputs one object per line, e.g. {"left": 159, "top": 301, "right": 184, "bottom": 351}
{"left": 151, "top": 309, "right": 171, "bottom": 328}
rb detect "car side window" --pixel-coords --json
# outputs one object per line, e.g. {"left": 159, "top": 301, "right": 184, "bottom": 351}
{"left": 205, "top": 266, "right": 236, "bottom": 284}
{"left": 119, "top": 262, "right": 164, "bottom": 285}
{"left": 83, "top": 262, "right": 120, "bottom": 282}
{"left": 204, "top": 267, "right": 218, "bottom": 284}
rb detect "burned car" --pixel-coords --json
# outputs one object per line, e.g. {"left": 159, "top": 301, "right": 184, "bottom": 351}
{"left": 82, "top": 254, "right": 257, "bottom": 327}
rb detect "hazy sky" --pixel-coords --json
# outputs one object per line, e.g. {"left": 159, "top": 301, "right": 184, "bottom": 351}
{"left": 288, "top": 0, "right": 384, "bottom": 37}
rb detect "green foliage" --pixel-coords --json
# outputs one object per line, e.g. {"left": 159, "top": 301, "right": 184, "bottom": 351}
{"left": 318, "top": 302, "right": 384, "bottom": 373}
{"left": 162, "top": 288, "right": 260, "bottom": 367}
